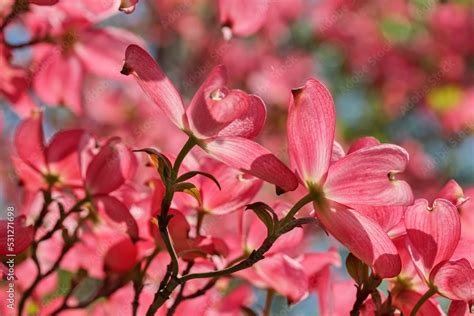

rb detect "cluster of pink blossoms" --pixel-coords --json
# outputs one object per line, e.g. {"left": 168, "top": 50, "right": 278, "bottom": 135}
{"left": 0, "top": 1, "right": 473, "bottom": 316}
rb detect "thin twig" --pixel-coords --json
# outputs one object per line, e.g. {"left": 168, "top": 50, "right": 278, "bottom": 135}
{"left": 18, "top": 213, "right": 86, "bottom": 316}
{"left": 179, "top": 254, "right": 246, "bottom": 301}
{"left": 146, "top": 234, "right": 278, "bottom": 315}
{"left": 350, "top": 275, "right": 382, "bottom": 316}
{"left": 145, "top": 138, "right": 197, "bottom": 314}
{"left": 5, "top": 36, "right": 50, "bottom": 49}
{"left": 166, "top": 262, "right": 195, "bottom": 316}
{"left": 146, "top": 192, "right": 314, "bottom": 315}
{"left": 132, "top": 247, "right": 160, "bottom": 316}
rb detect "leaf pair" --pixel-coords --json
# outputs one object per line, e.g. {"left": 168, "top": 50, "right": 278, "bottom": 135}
{"left": 245, "top": 202, "right": 318, "bottom": 237}
{"left": 136, "top": 148, "right": 221, "bottom": 205}
{"left": 246, "top": 202, "right": 279, "bottom": 237}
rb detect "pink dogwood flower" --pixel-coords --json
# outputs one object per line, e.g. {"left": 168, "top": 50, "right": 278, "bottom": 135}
{"left": 287, "top": 79, "right": 414, "bottom": 278}
{"left": 14, "top": 116, "right": 140, "bottom": 249}
{"left": 404, "top": 193, "right": 461, "bottom": 283}
{"left": 26, "top": 4, "right": 144, "bottom": 113}
{"left": 122, "top": 44, "right": 298, "bottom": 192}
{"left": 13, "top": 111, "right": 86, "bottom": 192}
{"left": 404, "top": 181, "right": 474, "bottom": 311}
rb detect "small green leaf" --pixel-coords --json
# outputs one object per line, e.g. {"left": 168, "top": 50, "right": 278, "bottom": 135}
{"left": 346, "top": 253, "right": 369, "bottom": 285}
{"left": 176, "top": 171, "right": 221, "bottom": 190}
{"left": 134, "top": 148, "right": 172, "bottom": 182}
{"left": 245, "top": 202, "right": 279, "bottom": 236}
{"left": 175, "top": 182, "right": 202, "bottom": 204}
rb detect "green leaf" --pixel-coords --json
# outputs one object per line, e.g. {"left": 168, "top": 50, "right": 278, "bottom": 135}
{"left": 346, "top": 253, "right": 369, "bottom": 285}
{"left": 134, "top": 148, "right": 172, "bottom": 182}
{"left": 43, "top": 269, "right": 73, "bottom": 304}
{"left": 175, "top": 182, "right": 202, "bottom": 204}
{"left": 245, "top": 202, "right": 279, "bottom": 236}
{"left": 74, "top": 277, "right": 102, "bottom": 304}
{"left": 176, "top": 171, "right": 221, "bottom": 190}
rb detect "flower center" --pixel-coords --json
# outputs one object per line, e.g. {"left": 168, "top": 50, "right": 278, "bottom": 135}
{"left": 387, "top": 171, "right": 397, "bottom": 181}
{"left": 43, "top": 173, "right": 61, "bottom": 186}
{"left": 60, "top": 28, "right": 78, "bottom": 54}
{"left": 210, "top": 88, "right": 226, "bottom": 101}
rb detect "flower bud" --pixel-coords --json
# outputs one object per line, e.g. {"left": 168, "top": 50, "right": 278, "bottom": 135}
{"left": 346, "top": 253, "right": 369, "bottom": 285}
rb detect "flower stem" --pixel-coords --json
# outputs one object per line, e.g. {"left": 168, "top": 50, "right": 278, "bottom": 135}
{"left": 350, "top": 274, "right": 382, "bottom": 316}
{"left": 166, "top": 262, "right": 194, "bottom": 316}
{"left": 279, "top": 193, "right": 314, "bottom": 227}
{"left": 181, "top": 234, "right": 278, "bottom": 282}
{"left": 146, "top": 137, "right": 198, "bottom": 315}
{"left": 172, "top": 137, "right": 197, "bottom": 178}
{"left": 132, "top": 247, "right": 160, "bottom": 316}
{"left": 410, "top": 288, "right": 436, "bottom": 316}
{"left": 156, "top": 137, "right": 196, "bottom": 280}
{"left": 196, "top": 211, "right": 205, "bottom": 235}
{"left": 5, "top": 36, "right": 50, "bottom": 49}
